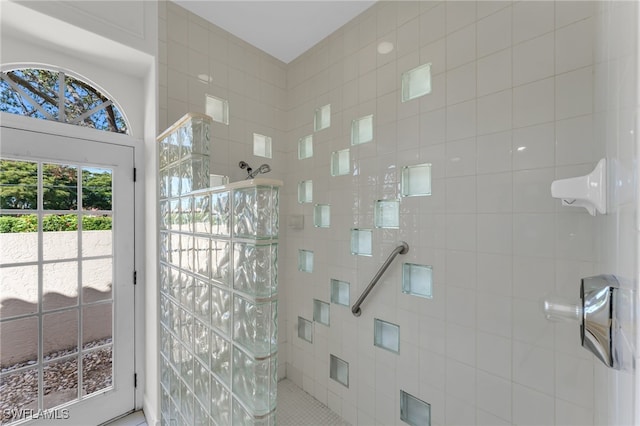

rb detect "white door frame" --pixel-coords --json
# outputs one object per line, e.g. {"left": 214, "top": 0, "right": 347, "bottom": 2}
{"left": 0, "top": 112, "right": 146, "bottom": 419}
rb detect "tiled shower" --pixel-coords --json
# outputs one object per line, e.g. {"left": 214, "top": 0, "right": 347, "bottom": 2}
{"left": 158, "top": 1, "right": 637, "bottom": 425}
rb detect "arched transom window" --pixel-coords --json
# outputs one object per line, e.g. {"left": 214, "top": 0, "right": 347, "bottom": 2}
{"left": 0, "top": 68, "right": 128, "bottom": 134}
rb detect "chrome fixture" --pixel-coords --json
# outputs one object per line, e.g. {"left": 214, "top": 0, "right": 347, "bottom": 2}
{"left": 352, "top": 242, "right": 409, "bottom": 317}
{"left": 543, "top": 274, "right": 621, "bottom": 369}
{"left": 239, "top": 161, "right": 271, "bottom": 180}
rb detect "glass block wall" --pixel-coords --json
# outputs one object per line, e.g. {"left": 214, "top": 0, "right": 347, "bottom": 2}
{"left": 158, "top": 113, "right": 280, "bottom": 426}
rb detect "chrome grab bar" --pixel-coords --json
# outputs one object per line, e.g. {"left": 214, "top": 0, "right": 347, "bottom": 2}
{"left": 351, "top": 241, "right": 409, "bottom": 317}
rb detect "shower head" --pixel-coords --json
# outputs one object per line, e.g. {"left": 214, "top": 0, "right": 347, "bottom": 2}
{"left": 239, "top": 161, "right": 250, "bottom": 170}
{"left": 246, "top": 163, "right": 271, "bottom": 179}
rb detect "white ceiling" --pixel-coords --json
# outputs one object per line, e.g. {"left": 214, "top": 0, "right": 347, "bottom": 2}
{"left": 174, "top": 1, "right": 377, "bottom": 64}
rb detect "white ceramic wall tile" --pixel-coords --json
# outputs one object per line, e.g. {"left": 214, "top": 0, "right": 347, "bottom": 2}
{"left": 555, "top": 1, "right": 595, "bottom": 28}
{"left": 556, "top": 18, "right": 594, "bottom": 74}
{"left": 512, "top": 32, "right": 555, "bottom": 87}
{"left": 555, "top": 66, "right": 593, "bottom": 120}
{"left": 476, "top": 7, "right": 512, "bottom": 58}
{"left": 513, "top": 169, "right": 557, "bottom": 213}
{"left": 446, "top": 100, "right": 476, "bottom": 141}
{"left": 476, "top": 131, "right": 512, "bottom": 174}
{"left": 445, "top": 25, "right": 476, "bottom": 70}
{"left": 513, "top": 341, "right": 555, "bottom": 395}
{"left": 476, "top": 370, "right": 511, "bottom": 422}
{"left": 476, "top": 331, "right": 511, "bottom": 380}
{"left": 555, "top": 115, "right": 596, "bottom": 165}
{"left": 477, "top": 49, "right": 512, "bottom": 97}
{"left": 476, "top": 172, "right": 512, "bottom": 213}
{"left": 512, "top": 384, "right": 555, "bottom": 426}
{"left": 476, "top": 90, "right": 512, "bottom": 135}
{"left": 445, "top": 359, "right": 476, "bottom": 404}
{"left": 512, "top": 78, "right": 555, "bottom": 128}
{"left": 445, "top": 137, "right": 476, "bottom": 177}
{"left": 419, "top": 3, "right": 446, "bottom": 46}
{"left": 476, "top": 253, "right": 511, "bottom": 296}
{"left": 445, "top": 1, "right": 477, "bottom": 34}
{"left": 512, "top": 1, "right": 555, "bottom": 45}
{"left": 445, "top": 324, "right": 476, "bottom": 367}
{"left": 446, "top": 62, "right": 476, "bottom": 105}
{"left": 512, "top": 122, "right": 555, "bottom": 170}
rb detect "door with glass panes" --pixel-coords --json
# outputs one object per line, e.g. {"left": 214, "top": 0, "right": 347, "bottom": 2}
{"left": 0, "top": 125, "right": 135, "bottom": 425}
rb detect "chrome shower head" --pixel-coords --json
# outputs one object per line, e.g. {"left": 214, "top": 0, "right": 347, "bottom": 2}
{"left": 246, "top": 163, "right": 271, "bottom": 179}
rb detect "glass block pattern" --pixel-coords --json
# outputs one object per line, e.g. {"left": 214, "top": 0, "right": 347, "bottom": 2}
{"left": 314, "top": 104, "right": 331, "bottom": 131}
{"left": 298, "top": 135, "right": 313, "bottom": 159}
{"left": 402, "top": 263, "right": 433, "bottom": 299}
{"left": 374, "top": 200, "right": 400, "bottom": 229}
{"left": 351, "top": 115, "right": 373, "bottom": 145}
{"left": 329, "top": 354, "right": 349, "bottom": 388}
{"left": 313, "top": 299, "right": 330, "bottom": 326}
{"left": 233, "top": 186, "right": 279, "bottom": 239}
{"left": 400, "top": 390, "right": 431, "bottom": 426}
{"left": 351, "top": 228, "right": 373, "bottom": 256}
{"left": 330, "top": 279, "right": 350, "bottom": 306}
{"left": 297, "top": 317, "right": 313, "bottom": 343}
{"left": 401, "top": 163, "right": 432, "bottom": 197}
{"left": 206, "top": 94, "right": 229, "bottom": 125}
{"left": 374, "top": 318, "right": 400, "bottom": 353}
{"left": 158, "top": 113, "right": 280, "bottom": 425}
{"left": 313, "top": 204, "right": 330, "bottom": 228}
{"left": 330, "top": 149, "right": 350, "bottom": 176}
{"left": 298, "top": 249, "right": 314, "bottom": 273}
{"left": 401, "top": 63, "right": 432, "bottom": 102}
{"left": 298, "top": 180, "right": 313, "bottom": 203}
{"left": 253, "top": 133, "right": 272, "bottom": 159}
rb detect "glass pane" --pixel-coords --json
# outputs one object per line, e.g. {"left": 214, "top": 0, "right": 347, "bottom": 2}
{"left": 42, "top": 214, "right": 78, "bottom": 261}
{"left": 82, "top": 215, "right": 112, "bottom": 257}
{"left": 82, "top": 168, "right": 112, "bottom": 211}
{"left": 329, "top": 354, "right": 348, "bottom": 387}
{"left": 313, "top": 204, "right": 330, "bottom": 228}
{"left": 401, "top": 63, "right": 432, "bottom": 102}
{"left": 0, "top": 265, "right": 38, "bottom": 318}
{"left": 374, "top": 318, "right": 400, "bottom": 353}
{"left": 43, "top": 309, "right": 78, "bottom": 357}
{"left": 82, "top": 345, "right": 113, "bottom": 396}
{"left": 313, "top": 299, "right": 330, "bottom": 326}
{"left": 43, "top": 163, "right": 77, "bottom": 210}
{"left": 0, "top": 215, "right": 38, "bottom": 262}
{"left": 374, "top": 200, "right": 400, "bottom": 229}
{"left": 0, "top": 159, "right": 38, "bottom": 209}
{"left": 82, "top": 258, "right": 112, "bottom": 302}
{"left": 298, "top": 135, "right": 313, "bottom": 160}
{"left": 0, "top": 316, "right": 38, "bottom": 368}
{"left": 0, "top": 367, "right": 38, "bottom": 422}
{"left": 43, "top": 261, "right": 78, "bottom": 311}
{"left": 43, "top": 356, "right": 78, "bottom": 409}
{"left": 82, "top": 303, "right": 112, "bottom": 349}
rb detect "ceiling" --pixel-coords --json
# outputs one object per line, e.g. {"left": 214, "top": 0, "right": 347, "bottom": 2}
{"left": 173, "top": 1, "right": 377, "bottom": 64}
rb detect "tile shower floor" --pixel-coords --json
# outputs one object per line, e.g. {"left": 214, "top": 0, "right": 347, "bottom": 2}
{"left": 111, "top": 379, "right": 349, "bottom": 426}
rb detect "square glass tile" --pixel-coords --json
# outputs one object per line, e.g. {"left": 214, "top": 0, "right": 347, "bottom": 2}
{"left": 298, "top": 180, "right": 313, "bottom": 203}
{"left": 330, "top": 149, "right": 350, "bottom": 177}
{"left": 374, "top": 318, "right": 400, "bottom": 354}
{"left": 401, "top": 63, "right": 432, "bottom": 102}
{"left": 330, "top": 279, "right": 350, "bottom": 306}
{"left": 401, "top": 163, "right": 432, "bottom": 197}
{"left": 253, "top": 133, "right": 272, "bottom": 159}
{"left": 402, "top": 263, "right": 433, "bottom": 299}
{"left": 206, "top": 94, "right": 229, "bottom": 125}
{"left": 314, "top": 104, "right": 331, "bottom": 131}
{"left": 350, "top": 229, "right": 372, "bottom": 256}
{"left": 374, "top": 200, "right": 400, "bottom": 229}
{"left": 298, "top": 135, "right": 313, "bottom": 160}
{"left": 297, "top": 316, "right": 313, "bottom": 343}
{"left": 298, "top": 249, "right": 314, "bottom": 273}
{"left": 351, "top": 115, "right": 373, "bottom": 145}
{"left": 313, "top": 204, "right": 330, "bottom": 228}
{"left": 329, "top": 354, "right": 348, "bottom": 387}
{"left": 400, "top": 390, "right": 431, "bottom": 426}
{"left": 313, "top": 299, "right": 330, "bottom": 326}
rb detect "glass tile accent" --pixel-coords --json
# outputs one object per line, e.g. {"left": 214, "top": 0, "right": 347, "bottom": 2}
{"left": 298, "top": 180, "right": 313, "bottom": 204}
{"left": 233, "top": 242, "right": 278, "bottom": 298}
{"left": 329, "top": 354, "right": 349, "bottom": 387}
{"left": 297, "top": 317, "right": 313, "bottom": 343}
{"left": 400, "top": 390, "right": 431, "bottom": 426}
{"left": 298, "top": 135, "right": 313, "bottom": 160}
{"left": 401, "top": 63, "right": 432, "bottom": 102}
{"left": 330, "top": 279, "right": 350, "bottom": 306}
{"left": 401, "top": 163, "right": 432, "bottom": 197}
{"left": 253, "top": 133, "right": 272, "bottom": 159}
{"left": 314, "top": 104, "right": 331, "bottom": 131}
{"left": 374, "top": 318, "right": 400, "bottom": 353}
{"left": 350, "top": 229, "right": 372, "bottom": 256}
{"left": 206, "top": 94, "right": 229, "bottom": 124}
{"left": 298, "top": 249, "right": 314, "bottom": 273}
{"left": 330, "top": 149, "right": 350, "bottom": 176}
{"left": 374, "top": 200, "right": 400, "bottom": 229}
{"left": 351, "top": 115, "right": 373, "bottom": 145}
{"left": 313, "top": 204, "right": 330, "bottom": 228}
{"left": 313, "top": 299, "right": 330, "bottom": 326}
{"left": 402, "top": 263, "right": 433, "bottom": 299}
